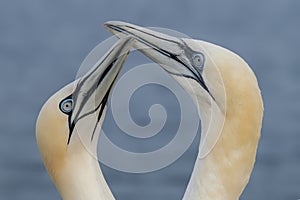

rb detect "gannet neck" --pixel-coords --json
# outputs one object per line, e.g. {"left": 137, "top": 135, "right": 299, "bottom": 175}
{"left": 183, "top": 51, "right": 263, "bottom": 200}
{"left": 54, "top": 137, "right": 115, "bottom": 200}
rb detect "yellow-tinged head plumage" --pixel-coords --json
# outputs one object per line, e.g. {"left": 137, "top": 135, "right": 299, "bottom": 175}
{"left": 36, "top": 82, "right": 74, "bottom": 173}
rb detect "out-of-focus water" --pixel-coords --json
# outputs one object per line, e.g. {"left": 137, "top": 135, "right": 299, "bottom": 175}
{"left": 0, "top": 0, "right": 299, "bottom": 199}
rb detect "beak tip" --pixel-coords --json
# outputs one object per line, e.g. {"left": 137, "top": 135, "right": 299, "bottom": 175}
{"left": 104, "top": 21, "right": 122, "bottom": 35}
{"left": 104, "top": 21, "right": 125, "bottom": 29}
{"left": 103, "top": 21, "right": 113, "bottom": 31}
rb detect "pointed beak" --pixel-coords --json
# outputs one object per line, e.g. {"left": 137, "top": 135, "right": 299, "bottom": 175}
{"left": 68, "top": 36, "right": 133, "bottom": 143}
{"left": 104, "top": 21, "right": 211, "bottom": 95}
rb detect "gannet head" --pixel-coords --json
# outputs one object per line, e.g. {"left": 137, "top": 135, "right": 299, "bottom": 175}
{"left": 104, "top": 22, "right": 263, "bottom": 199}
{"left": 104, "top": 22, "right": 228, "bottom": 109}
{"left": 104, "top": 21, "right": 263, "bottom": 114}
{"left": 36, "top": 37, "right": 133, "bottom": 198}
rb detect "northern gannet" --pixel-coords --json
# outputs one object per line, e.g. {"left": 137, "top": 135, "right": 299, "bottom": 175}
{"left": 36, "top": 37, "right": 133, "bottom": 200}
{"left": 105, "top": 21, "right": 263, "bottom": 200}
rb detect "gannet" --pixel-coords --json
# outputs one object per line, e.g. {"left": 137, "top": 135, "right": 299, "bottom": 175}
{"left": 105, "top": 21, "right": 263, "bottom": 200}
{"left": 36, "top": 37, "right": 134, "bottom": 200}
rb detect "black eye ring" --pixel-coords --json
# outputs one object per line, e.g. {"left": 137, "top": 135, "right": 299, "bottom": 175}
{"left": 192, "top": 53, "right": 204, "bottom": 68}
{"left": 59, "top": 98, "right": 73, "bottom": 114}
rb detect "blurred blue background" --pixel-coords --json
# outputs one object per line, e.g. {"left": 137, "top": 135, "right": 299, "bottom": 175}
{"left": 0, "top": 0, "right": 299, "bottom": 199}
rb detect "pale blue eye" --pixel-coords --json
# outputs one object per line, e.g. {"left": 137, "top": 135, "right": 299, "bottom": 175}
{"left": 60, "top": 98, "right": 73, "bottom": 114}
{"left": 192, "top": 54, "right": 204, "bottom": 68}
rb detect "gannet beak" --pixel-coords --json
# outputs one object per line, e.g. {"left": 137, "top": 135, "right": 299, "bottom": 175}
{"left": 104, "top": 21, "right": 211, "bottom": 96}
{"left": 66, "top": 36, "right": 133, "bottom": 144}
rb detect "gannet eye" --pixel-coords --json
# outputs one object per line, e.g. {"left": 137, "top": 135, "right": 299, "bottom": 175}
{"left": 192, "top": 54, "right": 204, "bottom": 68}
{"left": 60, "top": 98, "right": 73, "bottom": 114}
